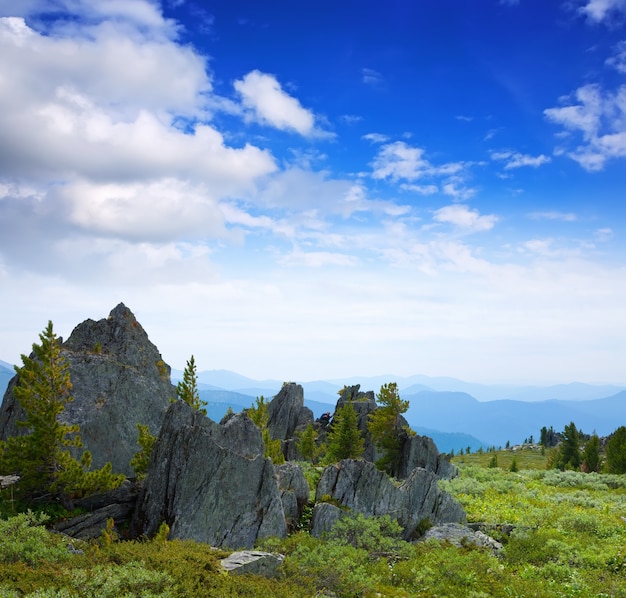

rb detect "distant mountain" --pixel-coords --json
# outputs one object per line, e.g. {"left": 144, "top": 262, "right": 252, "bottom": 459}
{"left": 413, "top": 427, "right": 486, "bottom": 454}
{"left": 403, "top": 390, "right": 626, "bottom": 448}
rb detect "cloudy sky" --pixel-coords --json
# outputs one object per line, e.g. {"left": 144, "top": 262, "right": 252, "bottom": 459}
{"left": 1, "top": 0, "right": 625, "bottom": 385}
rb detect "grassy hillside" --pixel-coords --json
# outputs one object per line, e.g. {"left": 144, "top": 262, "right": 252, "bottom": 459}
{"left": 1, "top": 450, "right": 626, "bottom": 596}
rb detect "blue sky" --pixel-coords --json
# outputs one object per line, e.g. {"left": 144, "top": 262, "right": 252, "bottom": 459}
{"left": 0, "top": 0, "right": 625, "bottom": 384}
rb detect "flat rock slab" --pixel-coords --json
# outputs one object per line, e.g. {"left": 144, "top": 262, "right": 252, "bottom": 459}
{"left": 420, "top": 522, "right": 503, "bottom": 554}
{"left": 220, "top": 551, "right": 283, "bottom": 577}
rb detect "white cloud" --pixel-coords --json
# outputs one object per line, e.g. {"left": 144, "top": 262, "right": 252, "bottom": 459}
{"left": 544, "top": 84, "right": 626, "bottom": 170}
{"left": 491, "top": 150, "right": 551, "bottom": 169}
{"left": 362, "top": 68, "right": 383, "bottom": 86}
{"left": 595, "top": 227, "right": 614, "bottom": 241}
{"left": 606, "top": 41, "right": 626, "bottom": 73}
{"left": 234, "top": 70, "right": 318, "bottom": 136}
{"left": 579, "top": 0, "right": 626, "bottom": 23}
{"left": 400, "top": 184, "right": 439, "bottom": 195}
{"left": 362, "top": 133, "right": 389, "bottom": 144}
{"left": 371, "top": 141, "right": 464, "bottom": 182}
{"left": 280, "top": 249, "right": 359, "bottom": 268}
{"left": 433, "top": 204, "right": 498, "bottom": 233}
{"left": 528, "top": 211, "right": 577, "bottom": 222}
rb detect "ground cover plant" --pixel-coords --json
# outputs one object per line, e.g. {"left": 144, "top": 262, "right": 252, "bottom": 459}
{"left": 2, "top": 448, "right": 626, "bottom": 597}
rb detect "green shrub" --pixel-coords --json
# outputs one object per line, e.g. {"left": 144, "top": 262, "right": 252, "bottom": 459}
{"left": 0, "top": 512, "right": 72, "bottom": 565}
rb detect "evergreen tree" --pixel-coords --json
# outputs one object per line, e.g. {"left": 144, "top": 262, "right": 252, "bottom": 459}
{"left": 296, "top": 423, "right": 324, "bottom": 464}
{"left": 509, "top": 457, "right": 519, "bottom": 472}
{"left": 324, "top": 402, "right": 364, "bottom": 463}
{"left": 247, "top": 396, "right": 285, "bottom": 464}
{"left": 554, "top": 421, "right": 581, "bottom": 470}
{"left": 0, "top": 321, "right": 124, "bottom": 509}
{"left": 605, "top": 426, "right": 626, "bottom": 474}
{"left": 367, "top": 382, "right": 411, "bottom": 476}
{"left": 581, "top": 434, "right": 601, "bottom": 473}
{"left": 176, "top": 355, "right": 206, "bottom": 414}
{"left": 129, "top": 424, "right": 156, "bottom": 481}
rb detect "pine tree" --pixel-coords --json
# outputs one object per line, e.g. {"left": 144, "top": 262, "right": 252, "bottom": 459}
{"left": 555, "top": 421, "right": 581, "bottom": 470}
{"left": 129, "top": 424, "right": 156, "bottom": 481}
{"left": 176, "top": 355, "right": 206, "bottom": 414}
{"left": 296, "top": 423, "right": 324, "bottom": 464}
{"left": 581, "top": 434, "right": 601, "bottom": 473}
{"left": 0, "top": 321, "right": 124, "bottom": 509}
{"left": 367, "top": 382, "right": 411, "bottom": 476}
{"left": 605, "top": 426, "right": 626, "bottom": 474}
{"left": 324, "top": 402, "right": 364, "bottom": 463}
{"left": 247, "top": 396, "right": 285, "bottom": 464}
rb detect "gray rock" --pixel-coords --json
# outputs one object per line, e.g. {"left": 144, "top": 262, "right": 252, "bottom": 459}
{"left": 131, "top": 401, "right": 287, "bottom": 549}
{"left": 274, "top": 462, "right": 309, "bottom": 531}
{"left": 54, "top": 480, "right": 141, "bottom": 540}
{"left": 335, "top": 385, "right": 379, "bottom": 463}
{"left": 420, "top": 522, "right": 503, "bottom": 554}
{"left": 310, "top": 501, "right": 345, "bottom": 538}
{"left": 314, "top": 459, "right": 465, "bottom": 540}
{"left": 334, "top": 385, "right": 457, "bottom": 480}
{"left": 220, "top": 551, "right": 284, "bottom": 578}
{"left": 0, "top": 304, "right": 174, "bottom": 477}
{"left": 398, "top": 434, "right": 458, "bottom": 480}
{"left": 267, "top": 383, "right": 313, "bottom": 460}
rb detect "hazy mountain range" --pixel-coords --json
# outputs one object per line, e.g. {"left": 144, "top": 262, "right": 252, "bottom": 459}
{"left": 2, "top": 360, "right": 625, "bottom": 453}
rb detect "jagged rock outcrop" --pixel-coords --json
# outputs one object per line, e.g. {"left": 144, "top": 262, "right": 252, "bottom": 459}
{"left": 0, "top": 303, "right": 175, "bottom": 477}
{"left": 267, "top": 382, "right": 314, "bottom": 460}
{"left": 275, "top": 462, "right": 309, "bottom": 531}
{"left": 335, "top": 385, "right": 379, "bottom": 462}
{"left": 399, "top": 434, "right": 458, "bottom": 480}
{"left": 311, "top": 459, "right": 465, "bottom": 540}
{"left": 131, "top": 401, "right": 287, "bottom": 549}
{"left": 333, "top": 385, "right": 457, "bottom": 480}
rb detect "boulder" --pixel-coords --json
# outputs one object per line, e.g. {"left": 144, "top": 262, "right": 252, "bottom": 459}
{"left": 267, "top": 383, "right": 314, "bottom": 460}
{"left": 420, "top": 522, "right": 503, "bottom": 555}
{"left": 0, "top": 303, "right": 174, "bottom": 477}
{"left": 131, "top": 401, "right": 287, "bottom": 549}
{"left": 220, "top": 551, "right": 284, "bottom": 578}
{"left": 313, "top": 459, "right": 465, "bottom": 540}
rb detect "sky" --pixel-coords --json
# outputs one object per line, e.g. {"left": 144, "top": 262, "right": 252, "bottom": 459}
{"left": 0, "top": 0, "right": 625, "bottom": 385}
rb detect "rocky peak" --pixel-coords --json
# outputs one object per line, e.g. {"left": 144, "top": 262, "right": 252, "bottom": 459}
{"left": 0, "top": 304, "right": 175, "bottom": 477}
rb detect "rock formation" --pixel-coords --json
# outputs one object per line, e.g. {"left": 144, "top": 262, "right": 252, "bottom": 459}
{"left": 0, "top": 303, "right": 175, "bottom": 477}
{"left": 131, "top": 401, "right": 287, "bottom": 549}
{"left": 311, "top": 459, "right": 465, "bottom": 540}
{"left": 267, "top": 382, "right": 314, "bottom": 460}
{"left": 333, "top": 384, "right": 458, "bottom": 480}
{"left": 275, "top": 462, "right": 310, "bottom": 531}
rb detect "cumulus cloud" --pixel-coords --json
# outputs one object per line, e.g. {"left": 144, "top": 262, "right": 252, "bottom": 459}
{"left": 234, "top": 70, "right": 321, "bottom": 136}
{"left": 578, "top": 0, "right": 626, "bottom": 23}
{"left": 544, "top": 83, "right": 626, "bottom": 170}
{"left": 433, "top": 204, "right": 498, "bottom": 233}
{"left": 491, "top": 150, "right": 551, "bottom": 169}
{"left": 371, "top": 141, "right": 464, "bottom": 182}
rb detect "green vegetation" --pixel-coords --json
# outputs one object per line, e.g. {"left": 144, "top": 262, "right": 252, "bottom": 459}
{"left": 175, "top": 355, "right": 206, "bottom": 415}
{"left": 2, "top": 446, "right": 626, "bottom": 596}
{"left": 0, "top": 322, "right": 123, "bottom": 510}
{"left": 323, "top": 402, "right": 364, "bottom": 463}
{"left": 129, "top": 424, "right": 156, "bottom": 481}
{"left": 247, "top": 396, "right": 285, "bottom": 464}
{"left": 606, "top": 426, "right": 626, "bottom": 474}
{"left": 295, "top": 423, "right": 324, "bottom": 464}
{"left": 367, "top": 382, "right": 411, "bottom": 476}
